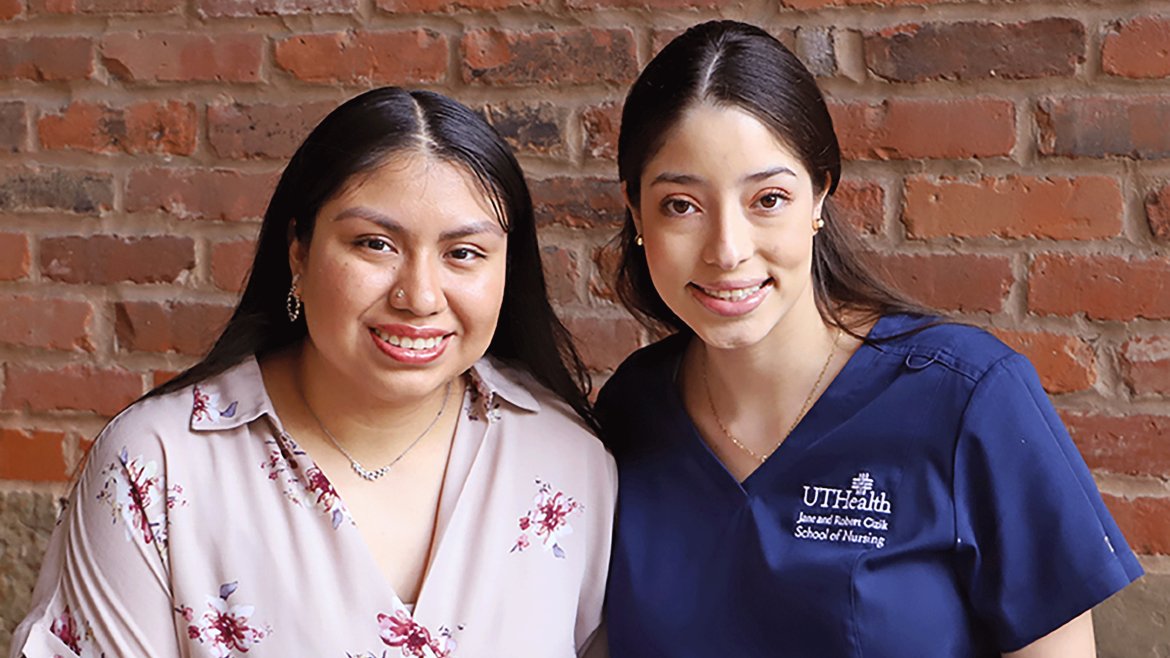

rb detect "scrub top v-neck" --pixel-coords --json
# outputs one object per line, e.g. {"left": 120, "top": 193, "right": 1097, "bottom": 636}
{"left": 597, "top": 314, "right": 1142, "bottom": 658}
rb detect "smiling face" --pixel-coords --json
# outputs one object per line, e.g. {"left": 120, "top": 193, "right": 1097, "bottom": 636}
{"left": 290, "top": 151, "right": 508, "bottom": 406}
{"left": 630, "top": 104, "right": 828, "bottom": 351}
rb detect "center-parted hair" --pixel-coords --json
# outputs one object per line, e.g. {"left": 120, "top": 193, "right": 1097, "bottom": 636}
{"left": 615, "top": 20, "right": 928, "bottom": 337}
{"left": 149, "top": 87, "right": 594, "bottom": 427}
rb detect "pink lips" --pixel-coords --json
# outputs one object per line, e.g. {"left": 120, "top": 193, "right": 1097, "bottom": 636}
{"left": 369, "top": 324, "right": 452, "bottom": 365}
{"left": 688, "top": 279, "right": 773, "bottom": 317}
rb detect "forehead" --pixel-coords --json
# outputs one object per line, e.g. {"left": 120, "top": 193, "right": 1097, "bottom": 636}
{"left": 332, "top": 152, "right": 498, "bottom": 223}
{"left": 644, "top": 104, "right": 810, "bottom": 183}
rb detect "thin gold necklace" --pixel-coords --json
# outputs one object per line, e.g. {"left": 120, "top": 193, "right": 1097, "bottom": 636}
{"left": 298, "top": 381, "right": 452, "bottom": 482}
{"left": 702, "top": 328, "right": 841, "bottom": 464}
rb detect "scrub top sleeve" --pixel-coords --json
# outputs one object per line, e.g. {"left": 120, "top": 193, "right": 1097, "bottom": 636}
{"left": 952, "top": 354, "right": 1142, "bottom": 653}
{"left": 9, "top": 425, "right": 183, "bottom": 658}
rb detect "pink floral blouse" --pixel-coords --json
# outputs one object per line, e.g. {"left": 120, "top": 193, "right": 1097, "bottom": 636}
{"left": 10, "top": 356, "right": 616, "bottom": 658}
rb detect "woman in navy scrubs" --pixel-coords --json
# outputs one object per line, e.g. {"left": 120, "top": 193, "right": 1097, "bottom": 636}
{"left": 597, "top": 20, "right": 1143, "bottom": 658}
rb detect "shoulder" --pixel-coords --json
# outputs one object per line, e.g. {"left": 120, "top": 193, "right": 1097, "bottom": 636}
{"left": 868, "top": 314, "right": 1020, "bottom": 384}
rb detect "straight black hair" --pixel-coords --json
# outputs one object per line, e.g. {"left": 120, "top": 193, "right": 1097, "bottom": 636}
{"left": 615, "top": 20, "right": 931, "bottom": 338}
{"left": 149, "top": 87, "right": 594, "bottom": 428}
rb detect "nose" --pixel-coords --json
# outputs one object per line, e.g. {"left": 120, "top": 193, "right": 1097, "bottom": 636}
{"left": 701, "top": 205, "right": 752, "bottom": 270}
{"left": 390, "top": 253, "right": 446, "bottom": 316}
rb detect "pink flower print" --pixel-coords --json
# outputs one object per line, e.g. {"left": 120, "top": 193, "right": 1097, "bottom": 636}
{"left": 192, "top": 386, "right": 213, "bottom": 422}
{"left": 50, "top": 606, "right": 82, "bottom": 653}
{"left": 184, "top": 582, "right": 270, "bottom": 658}
{"left": 260, "top": 437, "right": 351, "bottom": 529}
{"left": 97, "top": 447, "right": 186, "bottom": 549}
{"left": 511, "top": 478, "right": 584, "bottom": 558}
{"left": 377, "top": 610, "right": 455, "bottom": 658}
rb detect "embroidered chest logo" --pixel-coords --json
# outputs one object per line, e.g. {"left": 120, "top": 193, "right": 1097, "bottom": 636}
{"left": 795, "top": 472, "right": 892, "bottom": 549}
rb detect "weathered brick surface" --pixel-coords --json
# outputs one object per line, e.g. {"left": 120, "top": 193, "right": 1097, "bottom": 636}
{"left": 0, "top": 296, "right": 94, "bottom": 351}
{"left": 208, "top": 102, "right": 333, "bottom": 160}
{"left": 531, "top": 177, "right": 625, "bottom": 228}
{"left": 0, "top": 36, "right": 93, "bottom": 80}
{"left": 197, "top": 0, "right": 357, "bottom": 16}
{"left": 782, "top": 0, "right": 951, "bottom": 6}
{"left": 125, "top": 168, "right": 275, "bottom": 221}
{"left": 873, "top": 253, "right": 1013, "bottom": 313}
{"left": 866, "top": 19, "right": 1085, "bottom": 82}
{"left": 1038, "top": 97, "right": 1170, "bottom": 159}
{"left": 1145, "top": 183, "right": 1170, "bottom": 242}
{"left": 1102, "top": 16, "right": 1170, "bottom": 80}
{"left": 1102, "top": 495, "right": 1170, "bottom": 555}
{"left": 1120, "top": 336, "right": 1170, "bottom": 397}
{"left": 831, "top": 99, "right": 1015, "bottom": 160}
{"left": 582, "top": 101, "right": 620, "bottom": 161}
{"left": 114, "top": 301, "right": 233, "bottom": 355}
{"left": 378, "top": 0, "right": 536, "bottom": 10}
{"left": 0, "top": 167, "right": 112, "bottom": 214}
{"left": 994, "top": 330, "right": 1095, "bottom": 394}
{"left": 0, "top": 232, "right": 29, "bottom": 280}
{"left": 275, "top": 30, "right": 447, "bottom": 85}
{"left": 1, "top": 364, "right": 142, "bottom": 416}
{"left": 38, "top": 100, "right": 196, "bottom": 155}
{"left": 903, "top": 175, "right": 1122, "bottom": 240}
{"left": 210, "top": 239, "right": 256, "bottom": 292}
{"left": 0, "top": 101, "right": 26, "bottom": 152}
{"left": 831, "top": 180, "right": 884, "bottom": 235}
{"left": 1029, "top": 255, "right": 1170, "bottom": 321}
{"left": 0, "top": 492, "right": 59, "bottom": 652}
{"left": 567, "top": 0, "right": 724, "bottom": 7}
{"left": 0, "top": 428, "right": 68, "bottom": 481}
{"left": 0, "top": 0, "right": 21, "bottom": 19}
{"left": 1094, "top": 573, "right": 1170, "bottom": 658}
{"left": 41, "top": 235, "right": 195, "bottom": 284}
{"left": 462, "top": 28, "right": 638, "bottom": 86}
{"left": 1068, "top": 412, "right": 1170, "bottom": 477}
{"left": 101, "top": 33, "right": 262, "bottom": 82}
{"left": 30, "top": 0, "right": 181, "bottom": 13}
{"left": 479, "top": 101, "right": 566, "bottom": 157}
{"left": 541, "top": 245, "right": 581, "bottom": 305}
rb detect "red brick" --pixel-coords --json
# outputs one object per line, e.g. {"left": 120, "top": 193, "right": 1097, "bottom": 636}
{"left": 1067, "top": 413, "right": 1170, "bottom": 477}
{"left": 651, "top": 26, "right": 795, "bottom": 57}
{"left": 582, "top": 101, "right": 620, "bottom": 161}
{"left": 101, "top": 33, "right": 262, "bottom": 82}
{"left": 831, "top": 179, "right": 884, "bottom": 235}
{"left": 830, "top": 99, "right": 1015, "bottom": 160}
{"left": 0, "top": 296, "right": 94, "bottom": 351}
{"left": 1037, "top": 97, "right": 1170, "bottom": 159}
{"left": 1, "top": 364, "right": 142, "bottom": 416}
{"left": 1145, "top": 183, "right": 1170, "bottom": 242}
{"left": 125, "top": 168, "right": 275, "bottom": 221}
{"left": 873, "top": 253, "right": 1013, "bottom": 313}
{"left": 211, "top": 239, "right": 255, "bottom": 292}
{"left": 564, "top": 315, "right": 643, "bottom": 372}
{"left": 1102, "top": 16, "right": 1170, "bottom": 79}
{"left": 588, "top": 240, "right": 621, "bottom": 304}
{"left": 1121, "top": 336, "right": 1170, "bottom": 397}
{"left": 1102, "top": 495, "right": 1170, "bottom": 555}
{"left": 0, "top": 167, "right": 112, "bottom": 214}
{"left": 115, "top": 301, "right": 233, "bottom": 355}
{"left": 377, "top": 0, "right": 536, "bottom": 10}
{"left": 41, "top": 235, "right": 194, "bottom": 284}
{"left": 540, "top": 244, "right": 581, "bottom": 305}
{"left": 197, "top": 0, "right": 355, "bottom": 16}
{"left": 1029, "top": 254, "right": 1170, "bottom": 321}
{"left": 208, "top": 101, "right": 333, "bottom": 160}
{"left": 866, "top": 20, "right": 1084, "bottom": 82}
{"left": 38, "top": 100, "right": 196, "bottom": 155}
{"left": 0, "top": 428, "right": 69, "bottom": 482}
{"left": 567, "top": 0, "right": 722, "bottom": 6}
{"left": 0, "top": 232, "right": 29, "bottom": 280}
{"left": 152, "top": 369, "right": 181, "bottom": 388}
{"left": 782, "top": 0, "right": 951, "bottom": 6}
{"left": 462, "top": 28, "right": 637, "bottom": 86}
{"left": 0, "top": 0, "right": 21, "bottom": 19}
{"left": 0, "top": 36, "right": 93, "bottom": 80}
{"left": 994, "top": 330, "right": 1095, "bottom": 394}
{"left": 275, "top": 30, "right": 447, "bottom": 85}
{"left": 530, "top": 177, "right": 625, "bottom": 228}
{"left": 478, "top": 101, "right": 566, "bottom": 157}
{"left": 30, "top": 0, "right": 180, "bottom": 13}
{"left": 903, "top": 175, "right": 1122, "bottom": 240}
{"left": 0, "top": 101, "right": 26, "bottom": 152}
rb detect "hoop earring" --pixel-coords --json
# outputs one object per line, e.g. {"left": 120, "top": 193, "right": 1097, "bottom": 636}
{"left": 287, "top": 274, "right": 302, "bottom": 322}
{"left": 635, "top": 234, "right": 644, "bottom": 246}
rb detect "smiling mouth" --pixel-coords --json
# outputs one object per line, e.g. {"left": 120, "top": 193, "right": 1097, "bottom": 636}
{"left": 691, "top": 279, "right": 774, "bottom": 301}
{"left": 370, "top": 328, "right": 449, "bottom": 351}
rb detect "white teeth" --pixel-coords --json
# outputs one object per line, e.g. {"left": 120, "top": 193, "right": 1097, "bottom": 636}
{"left": 702, "top": 283, "right": 764, "bottom": 301}
{"left": 373, "top": 329, "right": 442, "bottom": 351}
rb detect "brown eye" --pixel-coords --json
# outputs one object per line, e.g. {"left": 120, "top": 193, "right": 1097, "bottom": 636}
{"left": 667, "top": 199, "right": 695, "bottom": 215}
{"left": 758, "top": 194, "right": 782, "bottom": 209}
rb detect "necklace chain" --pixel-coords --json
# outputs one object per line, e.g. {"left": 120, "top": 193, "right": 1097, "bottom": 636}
{"left": 299, "top": 381, "right": 452, "bottom": 482}
{"left": 703, "top": 328, "right": 841, "bottom": 465}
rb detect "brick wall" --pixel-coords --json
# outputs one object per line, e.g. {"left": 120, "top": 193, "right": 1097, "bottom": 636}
{"left": 1, "top": 0, "right": 1168, "bottom": 654}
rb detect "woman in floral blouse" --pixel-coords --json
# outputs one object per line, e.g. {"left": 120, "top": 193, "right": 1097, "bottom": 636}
{"left": 11, "top": 87, "right": 616, "bottom": 658}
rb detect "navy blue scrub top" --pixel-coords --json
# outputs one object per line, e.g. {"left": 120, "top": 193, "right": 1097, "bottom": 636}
{"left": 597, "top": 314, "right": 1143, "bottom": 658}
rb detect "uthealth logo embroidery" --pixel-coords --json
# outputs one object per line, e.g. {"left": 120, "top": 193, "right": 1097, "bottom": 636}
{"left": 795, "top": 472, "right": 892, "bottom": 549}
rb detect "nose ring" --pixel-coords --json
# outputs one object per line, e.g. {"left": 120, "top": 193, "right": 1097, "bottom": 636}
{"left": 394, "top": 289, "right": 406, "bottom": 300}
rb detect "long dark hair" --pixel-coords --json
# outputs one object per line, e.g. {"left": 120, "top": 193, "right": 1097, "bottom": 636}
{"left": 615, "top": 20, "right": 929, "bottom": 338}
{"left": 149, "top": 87, "right": 594, "bottom": 427}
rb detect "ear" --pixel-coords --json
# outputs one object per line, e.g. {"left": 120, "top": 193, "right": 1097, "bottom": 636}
{"left": 288, "top": 219, "right": 307, "bottom": 278}
{"left": 621, "top": 181, "right": 643, "bottom": 235}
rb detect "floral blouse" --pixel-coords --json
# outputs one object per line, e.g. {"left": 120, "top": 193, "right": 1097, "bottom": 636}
{"left": 10, "top": 356, "right": 617, "bottom": 658}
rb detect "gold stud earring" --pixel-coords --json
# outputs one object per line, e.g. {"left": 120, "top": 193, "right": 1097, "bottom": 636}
{"left": 813, "top": 217, "right": 825, "bottom": 232}
{"left": 635, "top": 234, "right": 644, "bottom": 246}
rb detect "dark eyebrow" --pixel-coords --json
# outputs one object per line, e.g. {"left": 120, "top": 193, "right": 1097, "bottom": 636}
{"left": 649, "top": 166, "right": 798, "bottom": 188}
{"left": 333, "top": 206, "right": 504, "bottom": 240}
